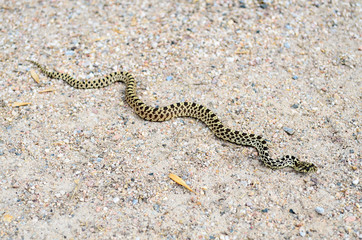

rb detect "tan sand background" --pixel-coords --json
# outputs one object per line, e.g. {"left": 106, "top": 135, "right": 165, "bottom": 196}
{"left": 0, "top": 0, "right": 360, "bottom": 239}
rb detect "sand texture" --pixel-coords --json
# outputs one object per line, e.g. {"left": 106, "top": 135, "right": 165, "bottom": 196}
{"left": 1, "top": 0, "right": 361, "bottom": 239}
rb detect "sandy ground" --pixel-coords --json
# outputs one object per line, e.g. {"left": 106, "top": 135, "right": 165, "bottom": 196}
{"left": 1, "top": 0, "right": 361, "bottom": 239}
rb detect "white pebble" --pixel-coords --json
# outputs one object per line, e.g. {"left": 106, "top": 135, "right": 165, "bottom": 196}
{"left": 315, "top": 207, "right": 325, "bottom": 215}
{"left": 299, "top": 228, "right": 306, "bottom": 237}
{"left": 352, "top": 179, "right": 359, "bottom": 185}
{"left": 226, "top": 57, "right": 234, "bottom": 62}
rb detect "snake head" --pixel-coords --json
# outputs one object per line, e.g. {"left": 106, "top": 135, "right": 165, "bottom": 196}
{"left": 293, "top": 161, "right": 318, "bottom": 173}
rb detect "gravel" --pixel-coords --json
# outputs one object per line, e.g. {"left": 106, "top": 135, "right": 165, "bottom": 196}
{"left": 1, "top": 0, "right": 360, "bottom": 239}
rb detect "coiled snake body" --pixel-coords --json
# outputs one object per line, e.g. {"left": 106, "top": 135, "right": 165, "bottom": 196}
{"left": 28, "top": 60, "right": 317, "bottom": 173}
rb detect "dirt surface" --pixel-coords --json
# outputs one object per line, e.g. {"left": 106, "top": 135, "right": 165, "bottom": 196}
{"left": 1, "top": 1, "right": 361, "bottom": 239}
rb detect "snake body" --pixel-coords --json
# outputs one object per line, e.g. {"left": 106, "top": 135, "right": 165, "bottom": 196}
{"left": 28, "top": 60, "right": 317, "bottom": 173}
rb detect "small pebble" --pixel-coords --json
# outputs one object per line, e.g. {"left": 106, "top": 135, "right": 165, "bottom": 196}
{"left": 344, "top": 216, "right": 356, "bottom": 222}
{"left": 259, "top": 3, "right": 268, "bottom": 9}
{"left": 291, "top": 104, "right": 299, "bottom": 109}
{"left": 352, "top": 179, "right": 359, "bottom": 185}
{"left": 153, "top": 204, "right": 160, "bottom": 212}
{"left": 9, "top": 148, "right": 16, "bottom": 153}
{"left": 113, "top": 197, "right": 120, "bottom": 203}
{"left": 285, "top": 24, "right": 293, "bottom": 30}
{"left": 283, "top": 127, "right": 295, "bottom": 135}
{"left": 166, "top": 76, "right": 173, "bottom": 81}
{"left": 315, "top": 207, "right": 325, "bottom": 215}
{"left": 226, "top": 57, "right": 234, "bottom": 62}
{"left": 284, "top": 42, "right": 291, "bottom": 49}
{"left": 299, "top": 228, "right": 306, "bottom": 237}
{"left": 292, "top": 75, "right": 299, "bottom": 80}
{"left": 238, "top": 0, "right": 246, "bottom": 8}
{"left": 65, "top": 50, "right": 75, "bottom": 56}
{"left": 345, "top": 205, "right": 352, "bottom": 211}
{"left": 261, "top": 208, "right": 269, "bottom": 213}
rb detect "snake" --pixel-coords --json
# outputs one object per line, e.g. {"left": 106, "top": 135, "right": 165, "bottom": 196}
{"left": 27, "top": 60, "right": 317, "bottom": 173}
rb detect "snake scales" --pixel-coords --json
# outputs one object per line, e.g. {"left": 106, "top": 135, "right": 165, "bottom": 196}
{"left": 28, "top": 60, "right": 317, "bottom": 173}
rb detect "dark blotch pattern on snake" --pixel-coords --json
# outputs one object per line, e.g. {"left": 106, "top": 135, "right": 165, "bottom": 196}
{"left": 28, "top": 60, "right": 317, "bottom": 173}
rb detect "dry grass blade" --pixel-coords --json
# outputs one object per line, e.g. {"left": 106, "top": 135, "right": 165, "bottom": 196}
{"left": 131, "top": 16, "right": 137, "bottom": 26}
{"left": 169, "top": 173, "right": 195, "bottom": 193}
{"left": 39, "top": 89, "right": 55, "bottom": 93}
{"left": 30, "top": 69, "right": 40, "bottom": 83}
{"left": 12, "top": 102, "right": 31, "bottom": 107}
